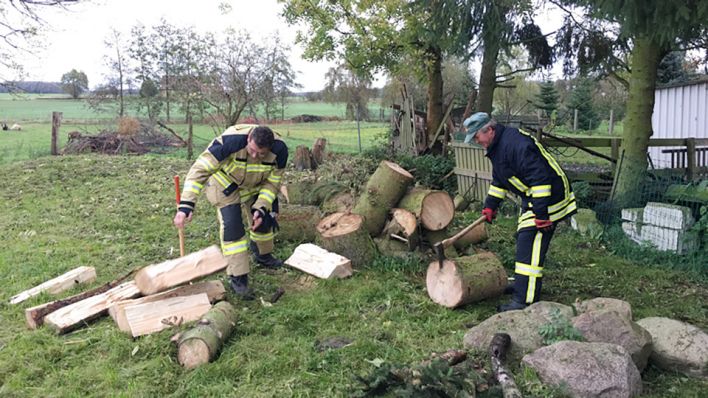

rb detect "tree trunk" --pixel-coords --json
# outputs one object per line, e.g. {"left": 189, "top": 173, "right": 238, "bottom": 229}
{"left": 614, "top": 36, "right": 665, "bottom": 207}
{"left": 177, "top": 301, "right": 237, "bottom": 369}
{"left": 477, "top": 7, "right": 505, "bottom": 114}
{"left": 311, "top": 138, "right": 327, "bottom": 168}
{"left": 398, "top": 188, "right": 455, "bottom": 231}
{"left": 425, "top": 47, "right": 444, "bottom": 153}
{"left": 463, "top": 88, "right": 478, "bottom": 119}
{"left": 451, "top": 223, "right": 488, "bottom": 252}
{"left": 294, "top": 145, "right": 313, "bottom": 171}
{"left": 381, "top": 208, "right": 419, "bottom": 251}
{"left": 316, "top": 212, "right": 377, "bottom": 267}
{"left": 352, "top": 161, "right": 414, "bottom": 236}
{"left": 321, "top": 191, "right": 354, "bottom": 214}
{"left": 426, "top": 252, "right": 507, "bottom": 308}
{"left": 276, "top": 204, "right": 322, "bottom": 242}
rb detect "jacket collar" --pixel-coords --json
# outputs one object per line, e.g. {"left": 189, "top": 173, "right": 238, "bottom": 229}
{"left": 486, "top": 124, "right": 505, "bottom": 156}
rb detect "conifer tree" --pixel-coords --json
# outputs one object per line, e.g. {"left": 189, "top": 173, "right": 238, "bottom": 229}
{"left": 534, "top": 81, "right": 559, "bottom": 118}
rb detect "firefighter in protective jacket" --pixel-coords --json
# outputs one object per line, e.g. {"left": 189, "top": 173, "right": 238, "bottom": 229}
{"left": 463, "top": 112, "right": 577, "bottom": 312}
{"left": 173, "top": 125, "right": 288, "bottom": 299}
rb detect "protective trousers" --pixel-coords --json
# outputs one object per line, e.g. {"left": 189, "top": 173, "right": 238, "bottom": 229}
{"left": 512, "top": 227, "right": 555, "bottom": 304}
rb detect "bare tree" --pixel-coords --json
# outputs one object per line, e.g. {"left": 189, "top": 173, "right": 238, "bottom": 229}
{"left": 88, "top": 28, "right": 130, "bottom": 116}
{"left": 324, "top": 64, "right": 372, "bottom": 121}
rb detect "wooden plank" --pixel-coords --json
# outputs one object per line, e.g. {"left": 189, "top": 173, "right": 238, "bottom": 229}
{"left": 10, "top": 266, "right": 96, "bottom": 305}
{"left": 134, "top": 245, "right": 227, "bottom": 295}
{"left": 124, "top": 293, "right": 212, "bottom": 337}
{"left": 687, "top": 138, "right": 697, "bottom": 181}
{"left": 43, "top": 281, "right": 141, "bottom": 334}
{"left": 285, "top": 243, "right": 353, "bottom": 279}
{"left": 109, "top": 280, "right": 226, "bottom": 333}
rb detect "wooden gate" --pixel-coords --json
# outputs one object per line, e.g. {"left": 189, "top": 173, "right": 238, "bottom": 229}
{"left": 451, "top": 142, "right": 492, "bottom": 201}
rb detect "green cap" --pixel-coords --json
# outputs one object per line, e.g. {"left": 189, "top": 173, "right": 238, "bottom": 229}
{"left": 463, "top": 112, "right": 490, "bottom": 143}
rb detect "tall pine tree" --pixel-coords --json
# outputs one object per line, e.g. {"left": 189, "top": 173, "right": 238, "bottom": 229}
{"left": 535, "top": 81, "right": 559, "bottom": 118}
{"left": 568, "top": 79, "right": 600, "bottom": 131}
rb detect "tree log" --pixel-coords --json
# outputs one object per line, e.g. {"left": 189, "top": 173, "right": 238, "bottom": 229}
{"left": 10, "top": 266, "right": 96, "bottom": 305}
{"left": 381, "top": 208, "right": 419, "bottom": 250}
{"left": 453, "top": 195, "right": 470, "bottom": 212}
{"left": 321, "top": 191, "right": 354, "bottom": 214}
{"left": 134, "top": 245, "right": 227, "bottom": 295}
{"left": 352, "top": 160, "right": 414, "bottom": 236}
{"left": 451, "top": 223, "right": 488, "bottom": 252}
{"left": 294, "top": 145, "right": 313, "bottom": 171}
{"left": 317, "top": 212, "right": 377, "bottom": 267}
{"left": 277, "top": 204, "right": 322, "bottom": 242}
{"left": 285, "top": 243, "right": 353, "bottom": 279}
{"left": 178, "top": 301, "right": 237, "bottom": 369}
{"left": 311, "top": 137, "right": 327, "bottom": 168}
{"left": 422, "top": 228, "right": 457, "bottom": 259}
{"left": 398, "top": 188, "right": 454, "bottom": 231}
{"left": 373, "top": 237, "right": 419, "bottom": 260}
{"left": 490, "top": 333, "right": 522, "bottom": 398}
{"left": 125, "top": 293, "right": 212, "bottom": 337}
{"left": 426, "top": 252, "right": 507, "bottom": 308}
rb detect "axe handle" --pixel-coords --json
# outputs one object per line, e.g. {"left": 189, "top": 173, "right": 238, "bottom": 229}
{"left": 438, "top": 215, "right": 487, "bottom": 250}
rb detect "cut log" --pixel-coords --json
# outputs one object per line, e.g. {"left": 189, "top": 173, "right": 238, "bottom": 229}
{"left": 321, "top": 191, "right": 354, "bottom": 214}
{"left": 285, "top": 243, "right": 353, "bottom": 279}
{"left": 178, "top": 301, "right": 238, "bottom": 369}
{"left": 276, "top": 204, "right": 322, "bottom": 242}
{"left": 43, "top": 281, "right": 141, "bottom": 334}
{"left": 10, "top": 266, "right": 97, "bottom": 305}
{"left": 125, "top": 293, "right": 212, "bottom": 337}
{"left": 451, "top": 222, "right": 488, "bottom": 252}
{"left": 311, "top": 137, "right": 327, "bottom": 168}
{"left": 294, "top": 145, "right": 313, "bottom": 170}
{"left": 382, "top": 208, "right": 419, "bottom": 250}
{"left": 109, "top": 280, "right": 226, "bottom": 333}
{"left": 423, "top": 228, "right": 458, "bottom": 259}
{"left": 134, "top": 245, "right": 227, "bottom": 295}
{"left": 426, "top": 252, "right": 507, "bottom": 308}
{"left": 373, "top": 237, "right": 419, "bottom": 259}
{"left": 317, "top": 212, "right": 377, "bottom": 267}
{"left": 24, "top": 270, "right": 134, "bottom": 329}
{"left": 283, "top": 180, "right": 347, "bottom": 207}
{"left": 453, "top": 195, "right": 470, "bottom": 212}
{"left": 352, "top": 160, "right": 414, "bottom": 236}
{"left": 398, "top": 188, "right": 454, "bottom": 231}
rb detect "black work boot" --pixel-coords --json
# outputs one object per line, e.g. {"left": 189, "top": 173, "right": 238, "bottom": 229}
{"left": 255, "top": 253, "right": 283, "bottom": 269}
{"left": 249, "top": 240, "right": 260, "bottom": 256}
{"left": 229, "top": 274, "right": 254, "bottom": 300}
{"left": 496, "top": 300, "right": 527, "bottom": 313}
{"left": 503, "top": 283, "right": 515, "bottom": 295}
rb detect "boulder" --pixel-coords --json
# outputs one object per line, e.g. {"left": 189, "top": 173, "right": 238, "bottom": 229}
{"left": 572, "top": 310, "right": 653, "bottom": 371}
{"left": 574, "top": 297, "right": 633, "bottom": 320}
{"left": 571, "top": 208, "right": 603, "bottom": 237}
{"left": 636, "top": 317, "right": 708, "bottom": 379}
{"left": 522, "top": 341, "right": 642, "bottom": 398}
{"left": 525, "top": 301, "right": 575, "bottom": 322}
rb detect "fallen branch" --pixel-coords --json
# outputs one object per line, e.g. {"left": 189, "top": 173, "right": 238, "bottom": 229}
{"left": 156, "top": 121, "right": 188, "bottom": 146}
{"left": 490, "top": 333, "right": 522, "bottom": 398}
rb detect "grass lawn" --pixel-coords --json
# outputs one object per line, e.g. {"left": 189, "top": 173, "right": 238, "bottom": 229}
{"left": 0, "top": 155, "right": 706, "bottom": 397}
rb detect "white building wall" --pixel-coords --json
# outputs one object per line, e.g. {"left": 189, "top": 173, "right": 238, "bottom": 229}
{"left": 650, "top": 80, "right": 708, "bottom": 168}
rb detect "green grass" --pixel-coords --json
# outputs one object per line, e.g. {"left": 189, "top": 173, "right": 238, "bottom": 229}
{"left": 0, "top": 155, "right": 706, "bottom": 397}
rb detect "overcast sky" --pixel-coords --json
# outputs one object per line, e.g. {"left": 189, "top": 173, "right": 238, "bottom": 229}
{"left": 17, "top": 0, "right": 337, "bottom": 92}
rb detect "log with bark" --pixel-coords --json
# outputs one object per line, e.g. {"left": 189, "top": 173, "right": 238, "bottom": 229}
{"left": 282, "top": 180, "right": 347, "bottom": 208}
{"left": 490, "top": 333, "right": 522, "bottom": 398}
{"left": 352, "top": 161, "right": 414, "bottom": 236}
{"left": 422, "top": 228, "right": 458, "bottom": 259}
{"left": 109, "top": 280, "right": 226, "bottom": 333}
{"left": 373, "top": 237, "right": 417, "bottom": 259}
{"left": 125, "top": 293, "right": 212, "bottom": 337}
{"left": 426, "top": 252, "right": 507, "bottom": 308}
{"left": 321, "top": 191, "right": 354, "bottom": 214}
{"left": 381, "top": 208, "right": 419, "bottom": 251}
{"left": 276, "top": 204, "right": 322, "bottom": 242}
{"left": 134, "top": 245, "right": 227, "bottom": 295}
{"left": 398, "top": 187, "right": 455, "bottom": 232}
{"left": 285, "top": 243, "right": 353, "bottom": 279}
{"left": 316, "top": 212, "right": 377, "bottom": 267}
{"left": 453, "top": 195, "right": 470, "bottom": 212}
{"left": 311, "top": 138, "right": 327, "bottom": 168}
{"left": 294, "top": 145, "right": 313, "bottom": 170}
{"left": 177, "top": 301, "right": 237, "bottom": 369}
{"left": 10, "top": 266, "right": 97, "bottom": 305}
{"left": 451, "top": 222, "right": 488, "bottom": 252}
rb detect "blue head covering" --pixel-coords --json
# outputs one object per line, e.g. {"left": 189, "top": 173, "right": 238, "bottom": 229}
{"left": 462, "top": 112, "right": 490, "bottom": 144}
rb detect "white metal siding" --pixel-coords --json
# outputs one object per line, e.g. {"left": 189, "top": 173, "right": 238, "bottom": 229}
{"left": 650, "top": 81, "right": 708, "bottom": 168}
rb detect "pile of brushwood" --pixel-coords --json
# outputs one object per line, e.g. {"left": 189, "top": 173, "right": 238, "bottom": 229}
{"left": 63, "top": 122, "right": 181, "bottom": 155}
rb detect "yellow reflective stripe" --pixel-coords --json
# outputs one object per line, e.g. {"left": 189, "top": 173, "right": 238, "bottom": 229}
{"left": 515, "top": 262, "right": 543, "bottom": 277}
{"left": 240, "top": 188, "right": 259, "bottom": 200}
{"left": 184, "top": 181, "right": 204, "bottom": 195}
{"left": 531, "top": 185, "right": 552, "bottom": 198}
{"left": 519, "top": 210, "right": 535, "bottom": 222}
{"left": 508, "top": 176, "right": 530, "bottom": 195}
{"left": 213, "top": 171, "right": 231, "bottom": 189}
{"left": 549, "top": 193, "right": 576, "bottom": 213}
{"left": 246, "top": 165, "right": 272, "bottom": 173}
{"left": 222, "top": 239, "right": 248, "bottom": 256}
{"left": 520, "top": 129, "right": 571, "bottom": 198}
{"left": 250, "top": 231, "right": 274, "bottom": 241}
{"left": 196, "top": 156, "right": 217, "bottom": 172}
{"left": 526, "top": 276, "right": 538, "bottom": 303}
{"left": 531, "top": 231, "right": 543, "bottom": 266}
{"left": 267, "top": 174, "right": 282, "bottom": 184}
{"left": 517, "top": 219, "right": 536, "bottom": 230}
{"left": 258, "top": 188, "right": 276, "bottom": 204}
{"left": 225, "top": 160, "right": 246, "bottom": 173}
{"left": 488, "top": 185, "right": 507, "bottom": 199}
{"left": 550, "top": 200, "right": 577, "bottom": 222}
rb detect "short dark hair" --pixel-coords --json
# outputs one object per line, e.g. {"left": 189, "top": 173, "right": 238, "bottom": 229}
{"left": 250, "top": 126, "right": 275, "bottom": 148}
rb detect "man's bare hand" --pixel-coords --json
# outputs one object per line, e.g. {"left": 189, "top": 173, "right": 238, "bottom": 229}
{"left": 173, "top": 211, "right": 193, "bottom": 229}
{"left": 251, "top": 210, "right": 263, "bottom": 231}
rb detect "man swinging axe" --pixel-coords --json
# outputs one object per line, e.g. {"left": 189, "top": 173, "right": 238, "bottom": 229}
{"left": 463, "top": 112, "right": 577, "bottom": 312}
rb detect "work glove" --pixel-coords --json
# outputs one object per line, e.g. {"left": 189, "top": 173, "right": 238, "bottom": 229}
{"left": 482, "top": 207, "right": 497, "bottom": 224}
{"left": 534, "top": 219, "right": 554, "bottom": 233}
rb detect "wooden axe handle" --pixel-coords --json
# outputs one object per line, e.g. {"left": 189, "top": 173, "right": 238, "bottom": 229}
{"left": 438, "top": 215, "right": 487, "bottom": 250}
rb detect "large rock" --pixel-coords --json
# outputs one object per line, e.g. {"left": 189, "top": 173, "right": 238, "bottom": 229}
{"left": 636, "top": 317, "right": 708, "bottom": 379}
{"left": 574, "top": 298, "right": 633, "bottom": 321}
{"left": 525, "top": 301, "right": 575, "bottom": 322}
{"left": 572, "top": 310, "right": 653, "bottom": 371}
{"left": 571, "top": 209, "right": 603, "bottom": 238}
{"left": 522, "top": 341, "right": 642, "bottom": 398}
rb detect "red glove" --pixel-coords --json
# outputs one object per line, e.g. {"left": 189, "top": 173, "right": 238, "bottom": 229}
{"left": 482, "top": 207, "right": 497, "bottom": 223}
{"left": 534, "top": 219, "right": 554, "bottom": 233}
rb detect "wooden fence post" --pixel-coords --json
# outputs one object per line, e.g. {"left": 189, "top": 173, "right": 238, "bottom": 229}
{"left": 686, "top": 138, "right": 696, "bottom": 181}
{"left": 573, "top": 109, "right": 578, "bottom": 132}
{"left": 608, "top": 109, "right": 615, "bottom": 136}
{"left": 187, "top": 114, "right": 194, "bottom": 160}
{"left": 611, "top": 138, "right": 620, "bottom": 160}
{"left": 51, "top": 112, "right": 63, "bottom": 155}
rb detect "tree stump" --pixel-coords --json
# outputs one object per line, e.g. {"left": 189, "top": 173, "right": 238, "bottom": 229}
{"left": 177, "top": 301, "right": 237, "bottom": 369}
{"left": 381, "top": 208, "right": 419, "bottom": 250}
{"left": 311, "top": 138, "right": 327, "bottom": 168}
{"left": 452, "top": 223, "right": 488, "bottom": 252}
{"left": 398, "top": 188, "right": 454, "bottom": 231}
{"left": 352, "top": 160, "right": 414, "bottom": 236}
{"left": 294, "top": 145, "right": 313, "bottom": 171}
{"left": 426, "top": 252, "right": 507, "bottom": 308}
{"left": 317, "top": 212, "right": 377, "bottom": 267}
{"left": 277, "top": 204, "right": 322, "bottom": 242}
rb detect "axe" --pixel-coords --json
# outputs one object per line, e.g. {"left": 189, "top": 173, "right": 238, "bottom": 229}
{"left": 433, "top": 215, "right": 486, "bottom": 268}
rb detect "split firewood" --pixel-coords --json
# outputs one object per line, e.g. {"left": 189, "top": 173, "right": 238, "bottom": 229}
{"left": 426, "top": 252, "right": 507, "bottom": 308}
{"left": 352, "top": 160, "right": 414, "bottom": 236}
{"left": 10, "top": 266, "right": 97, "bottom": 305}
{"left": 43, "top": 281, "right": 141, "bottom": 334}
{"left": 125, "top": 293, "right": 212, "bottom": 337}
{"left": 490, "top": 333, "right": 522, "bottom": 398}
{"left": 178, "top": 301, "right": 238, "bottom": 369}
{"left": 398, "top": 187, "right": 455, "bottom": 231}
{"left": 276, "top": 204, "right": 322, "bottom": 242}
{"left": 316, "top": 212, "right": 377, "bottom": 267}
{"left": 109, "top": 280, "right": 226, "bottom": 333}
{"left": 382, "top": 208, "right": 419, "bottom": 251}
{"left": 134, "top": 245, "right": 227, "bottom": 295}
{"left": 285, "top": 243, "right": 353, "bottom": 279}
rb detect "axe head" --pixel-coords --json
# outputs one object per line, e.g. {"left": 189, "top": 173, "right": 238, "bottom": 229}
{"left": 433, "top": 242, "right": 446, "bottom": 268}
